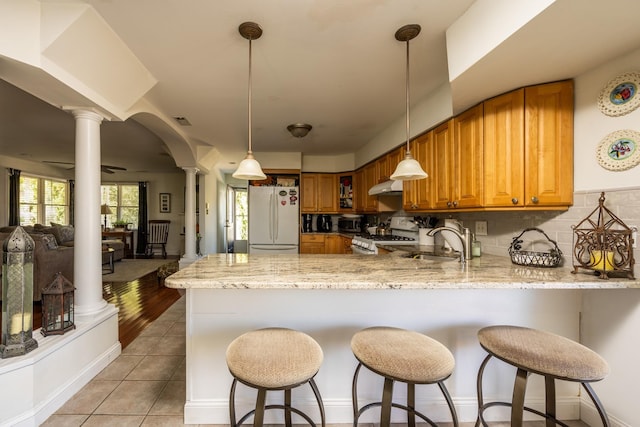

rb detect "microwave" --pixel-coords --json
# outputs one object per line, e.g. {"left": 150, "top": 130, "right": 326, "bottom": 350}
{"left": 338, "top": 216, "right": 362, "bottom": 233}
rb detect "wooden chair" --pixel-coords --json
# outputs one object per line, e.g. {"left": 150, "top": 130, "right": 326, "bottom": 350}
{"left": 145, "top": 220, "right": 170, "bottom": 258}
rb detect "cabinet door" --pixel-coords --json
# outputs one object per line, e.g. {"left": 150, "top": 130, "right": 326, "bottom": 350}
{"left": 317, "top": 174, "right": 337, "bottom": 212}
{"left": 376, "top": 156, "right": 389, "bottom": 183}
{"left": 387, "top": 147, "right": 404, "bottom": 178}
{"left": 403, "top": 133, "right": 433, "bottom": 211}
{"left": 484, "top": 89, "right": 525, "bottom": 207}
{"left": 453, "top": 104, "right": 483, "bottom": 208}
{"left": 432, "top": 120, "right": 454, "bottom": 210}
{"left": 353, "top": 169, "right": 365, "bottom": 212}
{"left": 325, "top": 235, "right": 343, "bottom": 254}
{"left": 341, "top": 235, "right": 353, "bottom": 254}
{"left": 300, "top": 234, "right": 325, "bottom": 254}
{"left": 301, "top": 174, "right": 318, "bottom": 213}
{"left": 363, "top": 163, "right": 378, "bottom": 212}
{"left": 524, "top": 81, "right": 574, "bottom": 207}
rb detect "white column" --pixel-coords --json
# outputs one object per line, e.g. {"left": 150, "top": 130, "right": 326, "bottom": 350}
{"left": 72, "top": 109, "right": 108, "bottom": 317}
{"left": 180, "top": 167, "right": 199, "bottom": 268}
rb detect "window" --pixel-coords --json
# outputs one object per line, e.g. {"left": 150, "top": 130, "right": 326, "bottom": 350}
{"left": 19, "top": 175, "right": 68, "bottom": 226}
{"left": 101, "top": 184, "right": 139, "bottom": 229}
{"left": 234, "top": 189, "right": 248, "bottom": 240}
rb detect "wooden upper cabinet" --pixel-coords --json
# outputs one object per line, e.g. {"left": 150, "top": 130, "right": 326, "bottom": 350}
{"left": 317, "top": 174, "right": 337, "bottom": 212}
{"left": 484, "top": 89, "right": 526, "bottom": 207}
{"left": 301, "top": 174, "right": 318, "bottom": 213}
{"left": 432, "top": 119, "right": 454, "bottom": 209}
{"left": 403, "top": 133, "right": 433, "bottom": 211}
{"left": 387, "top": 146, "right": 404, "bottom": 178}
{"left": 353, "top": 168, "right": 365, "bottom": 212}
{"left": 484, "top": 81, "right": 573, "bottom": 209}
{"left": 301, "top": 173, "right": 337, "bottom": 213}
{"left": 432, "top": 105, "right": 483, "bottom": 210}
{"left": 524, "top": 80, "right": 574, "bottom": 207}
{"left": 362, "top": 162, "right": 378, "bottom": 212}
{"left": 376, "top": 156, "right": 389, "bottom": 183}
{"left": 453, "top": 103, "right": 483, "bottom": 208}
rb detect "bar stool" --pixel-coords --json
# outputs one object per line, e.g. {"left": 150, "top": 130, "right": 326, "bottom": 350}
{"left": 476, "top": 325, "right": 611, "bottom": 427}
{"left": 226, "top": 327, "right": 325, "bottom": 427}
{"left": 351, "top": 326, "right": 459, "bottom": 427}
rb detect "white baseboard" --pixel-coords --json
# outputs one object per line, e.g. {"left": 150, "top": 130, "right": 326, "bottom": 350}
{"left": 581, "top": 395, "right": 631, "bottom": 427}
{"left": 184, "top": 395, "right": 581, "bottom": 425}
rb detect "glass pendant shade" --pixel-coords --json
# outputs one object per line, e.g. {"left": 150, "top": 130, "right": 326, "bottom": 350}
{"left": 232, "top": 152, "right": 266, "bottom": 180}
{"left": 390, "top": 24, "right": 428, "bottom": 181}
{"left": 390, "top": 150, "right": 428, "bottom": 180}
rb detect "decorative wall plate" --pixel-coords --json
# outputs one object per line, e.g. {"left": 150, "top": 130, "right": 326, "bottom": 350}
{"left": 596, "top": 129, "right": 640, "bottom": 171}
{"left": 597, "top": 71, "right": 640, "bottom": 116}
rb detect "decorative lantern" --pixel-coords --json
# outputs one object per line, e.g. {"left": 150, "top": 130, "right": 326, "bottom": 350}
{"left": 572, "top": 192, "right": 636, "bottom": 279}
{"left": 1, "top": 226, "right": 38, "bottom": 358}
{"left": 40, "top": 272, "right": 75, "bottom": 336}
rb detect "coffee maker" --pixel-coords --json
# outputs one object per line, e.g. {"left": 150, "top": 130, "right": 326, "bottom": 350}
{"left": 316, "top": 215, "right": 332, "bottom": 232}
{"left": 302, "top": 214, "right": 313, "bottom": 233}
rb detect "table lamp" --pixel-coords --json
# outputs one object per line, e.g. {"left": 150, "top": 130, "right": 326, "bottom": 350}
{"left": 101, "top": 204, "right": 112, "bottom": 230}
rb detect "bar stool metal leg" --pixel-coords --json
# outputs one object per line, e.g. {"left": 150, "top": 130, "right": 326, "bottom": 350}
{"left": 476, "top": 325, "right": 612, "bottom": 427}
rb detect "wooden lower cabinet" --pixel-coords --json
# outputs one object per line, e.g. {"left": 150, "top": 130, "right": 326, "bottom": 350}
{"left": 325, "top": 235, "right": 344, "bottom": 254}
{"left": 300, "top": 234, "right": 325, "bottom": 254}
{"left": 300, "top": 234, "right": 352, "bottom": 254}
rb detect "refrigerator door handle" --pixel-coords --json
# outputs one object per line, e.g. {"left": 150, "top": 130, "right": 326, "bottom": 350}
{"left": 274, "top": 193, "right": 279, "bottom": 240}
{"left": 268, "top": 193, "right": 274, "bottom": 240}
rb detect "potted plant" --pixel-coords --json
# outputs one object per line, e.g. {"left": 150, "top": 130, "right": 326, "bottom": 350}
{"left": 112, "top": 219, "right": 128, "bottom": 231}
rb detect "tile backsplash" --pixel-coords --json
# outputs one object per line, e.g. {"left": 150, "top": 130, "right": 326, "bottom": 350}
{"left": 454, "top": 187, "right": 640, "bottom": 277}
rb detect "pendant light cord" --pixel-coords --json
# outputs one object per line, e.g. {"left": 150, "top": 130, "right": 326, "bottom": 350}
{"left": 405, "top": 38, "right": 411, "bottom": 155}
{"left": 248, "top": 37, "right": 253, "bottom": 155}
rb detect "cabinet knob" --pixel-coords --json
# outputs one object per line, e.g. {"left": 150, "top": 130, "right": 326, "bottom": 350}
{"left": 447, "top": 201, "right": 452, "bottom": 208}
{"left": 511, "top": 197, "right": 519, "bottom": 205}
{"left": 411, "top": 203, "right": 418, "bottom": 209}
{"left": 531, "top": 196, "right": 539, "bottom": 204}
{"left": 452, "top": 200, "right": 458, "bottom": 207}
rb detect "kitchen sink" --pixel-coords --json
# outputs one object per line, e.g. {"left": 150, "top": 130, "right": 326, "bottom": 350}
{"left": 403, "top": 252, "right": 460, "bottom": 262}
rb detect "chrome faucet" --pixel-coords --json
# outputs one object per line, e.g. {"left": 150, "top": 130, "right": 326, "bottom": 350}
{"left": 427, "top": 226, "right": 472, "bottom": 263}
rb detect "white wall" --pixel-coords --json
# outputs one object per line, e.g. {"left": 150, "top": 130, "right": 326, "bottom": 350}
{"left": 573, "top": 47, "right": 640, "bottom": 191}
{"left": 572, "top": 48, "right": 640, "bottom": 426}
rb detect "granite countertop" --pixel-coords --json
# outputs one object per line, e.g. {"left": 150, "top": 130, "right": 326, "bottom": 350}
{"left": 165, "top": 249, "right": 639, "bottom": 290}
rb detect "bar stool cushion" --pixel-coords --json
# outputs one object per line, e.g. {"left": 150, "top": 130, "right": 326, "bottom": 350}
{"left": 478, "top": 325, "right": 609, "bottom": 381}
{"left": 226, "top": 328, "right": 323, "bottom": 388}
{"left": 351, "top": 326, "right": 454, "bottom": 383}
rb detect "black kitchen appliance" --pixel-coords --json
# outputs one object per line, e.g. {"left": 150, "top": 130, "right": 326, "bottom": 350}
{"left": 338, "top": 215, "right": 362, "bottom": 233}
{"left": 302, "top": 214, "right": 313, "bottom": 233}
{"left": 316, "top": 215, "right": 332, "bottom": 232}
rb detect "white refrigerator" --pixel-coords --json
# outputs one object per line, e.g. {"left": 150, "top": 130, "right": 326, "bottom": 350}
{"left": 248, "top": 186, "right": 299, "bottom": 253}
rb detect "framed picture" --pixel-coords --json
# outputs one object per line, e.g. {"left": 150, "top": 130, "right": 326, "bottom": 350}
{"left": 159, "top": 193, "right": 171, "bottom": 213}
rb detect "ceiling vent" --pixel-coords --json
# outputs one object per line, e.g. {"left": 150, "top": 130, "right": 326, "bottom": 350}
{"left": 173, "top": 116, "right": 192, "bottom": 126}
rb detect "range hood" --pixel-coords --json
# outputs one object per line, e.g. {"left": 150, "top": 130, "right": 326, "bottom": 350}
{"left": 368, "top": 179, "right": 403, "bottom": 196}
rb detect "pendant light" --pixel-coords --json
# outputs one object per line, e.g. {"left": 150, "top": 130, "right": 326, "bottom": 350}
{"left": 233, "top": 22, "right": 267, "bottom": 180}
{"left": 390, "top": 24, "right": 428, "bottom": 181}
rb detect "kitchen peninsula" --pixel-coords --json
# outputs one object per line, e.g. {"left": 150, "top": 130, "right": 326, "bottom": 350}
{"left": 165, "top": 253, "right": 638, "bottom": 425}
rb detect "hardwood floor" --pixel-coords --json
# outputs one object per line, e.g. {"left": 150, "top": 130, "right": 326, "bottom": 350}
{"left": 3, "top": 261, "right": 182, "bottom": 350}
{"left": 102, "top": 265, "right": 183, "bottom": 348}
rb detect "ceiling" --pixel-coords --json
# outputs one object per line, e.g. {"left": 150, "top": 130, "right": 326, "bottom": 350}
{"left": 2, "top": 0, "right": 640, "bottom": 176}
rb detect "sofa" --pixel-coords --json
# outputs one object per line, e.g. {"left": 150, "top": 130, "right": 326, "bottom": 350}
{"left": 0, "top": 224, "right": 125, "bottom": 301}
{"left": 1, "top": 226, "right": 74, "bottom": 302}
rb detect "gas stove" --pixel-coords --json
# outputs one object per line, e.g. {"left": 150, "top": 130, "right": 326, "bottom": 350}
{"left": 351, "top": 216, "right": 418, "bottom": 254}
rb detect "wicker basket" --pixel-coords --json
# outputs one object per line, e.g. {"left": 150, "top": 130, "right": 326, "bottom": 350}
{"left": 508, "top": 228, "right": 563, "bottom": 268}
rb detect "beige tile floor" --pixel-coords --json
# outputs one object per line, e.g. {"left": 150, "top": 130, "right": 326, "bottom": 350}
{"left": 42, "top": 295, "right": 590, "bottom": 427}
